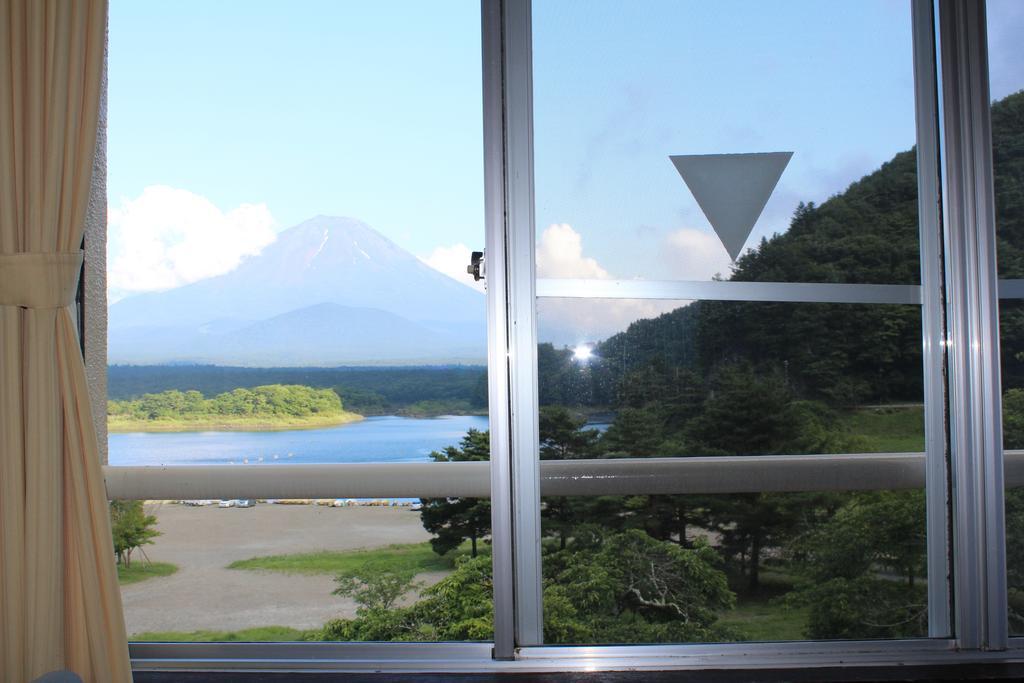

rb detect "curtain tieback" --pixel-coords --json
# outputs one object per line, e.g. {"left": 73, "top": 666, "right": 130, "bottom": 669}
{"left": 0, "top": 251, "right": 84, "bottom": 309}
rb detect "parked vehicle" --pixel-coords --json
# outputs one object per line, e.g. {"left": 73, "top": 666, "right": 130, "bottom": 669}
{"left": 218, "top": 499, "right": 237, "bottom": 508}
{"left": 236, "top": 499, "right": 255, "bottom": 508}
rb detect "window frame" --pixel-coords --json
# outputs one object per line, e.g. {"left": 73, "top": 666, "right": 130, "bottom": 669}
{"left": 90, "top": 0, "right": 1024, "bottom": 673}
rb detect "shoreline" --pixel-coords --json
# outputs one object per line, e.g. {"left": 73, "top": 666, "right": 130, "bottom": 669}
{"left": 108, "top": 412, "right": 363, "bottom": 433}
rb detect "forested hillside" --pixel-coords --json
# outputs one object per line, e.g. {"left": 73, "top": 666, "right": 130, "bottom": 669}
{"left": 542, "top": 91, "right": 1024, "bottom": 409}
{"left": 108, "top": 365, "right": 488, "bottom": 417}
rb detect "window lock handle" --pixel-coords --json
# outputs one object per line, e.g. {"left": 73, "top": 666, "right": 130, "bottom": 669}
{"left": 467, "top": 250, "right": 485, "bottom": 281}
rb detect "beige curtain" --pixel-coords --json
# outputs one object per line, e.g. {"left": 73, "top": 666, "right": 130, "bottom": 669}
{"left": 0, "top": 1, "right": 132, "bottom": 681}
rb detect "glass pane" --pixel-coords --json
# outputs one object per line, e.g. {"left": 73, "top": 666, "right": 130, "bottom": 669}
{"left": 108, "top": 0, "right": 491, "bottom": 642}
{"left": 533, "top": 0, "right": 920, "bottom": 286}
{"left": 1002, "top": 303, "right": 1024, "bottom": 636}
{"left": 536, "top": 299, "right": 926, "bottom": 643}
{"left": 539, "top": 491, "right": 927, "bottom": 644}
{"left": 990, "top": 0, "right": 1024, "bottom": 280}
{"left": 538, "top": 299, "right": 925, "bottom": 447}
{"left": 988, "top": 0, "right": 1024, "bottom": 635}
{"left": 117, "top": 501, "right": 456, "bottom": 641}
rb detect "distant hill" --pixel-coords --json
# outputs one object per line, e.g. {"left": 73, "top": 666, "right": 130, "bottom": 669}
{"left": 106, "top": 365, "right": 488, "bottom": 417}
{"left": 108, "top": 216, "right": 485, "bottom": 365}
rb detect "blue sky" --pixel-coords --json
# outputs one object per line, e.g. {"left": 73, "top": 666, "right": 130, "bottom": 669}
{"left": 108, "top": 0, "right": 1023, "bottom": 308}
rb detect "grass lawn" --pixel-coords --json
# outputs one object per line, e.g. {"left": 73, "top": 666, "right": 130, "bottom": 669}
{"left": 130, "top": 626, "right": 316, "bottom": 642}
{"left": 227, "top": 541, "right": 471, "bottom": 575}
{"left": 717, "top": 570, "right": 809, "bottom": 641}
{"left": 117, "top": 561, "right": 178, "bottom": 586}
{"left": 718, "top": 598, "right": 809, "bottom": 642}
{"left": 842, "top": 405, "right": 925, "bottom": 453}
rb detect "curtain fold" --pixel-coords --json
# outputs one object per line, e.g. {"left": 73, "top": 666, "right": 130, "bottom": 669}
{"left": 0, "top": 1, "right": 132, "bottom": 681}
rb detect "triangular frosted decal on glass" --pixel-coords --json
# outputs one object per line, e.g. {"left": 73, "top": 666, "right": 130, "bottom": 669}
{"left": 670, "top": 152, "right": 793, "bottom": 261}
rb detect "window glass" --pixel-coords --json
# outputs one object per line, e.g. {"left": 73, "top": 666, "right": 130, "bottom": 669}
{"left": 536, "top": 299, "right": 926, "bottom": 643}
{"left": 988, "top": 0, "right": 1024, "bottom": 636}
{"left": 108, "top": 0, "right": 491, "bottom": 642}
{"left": 533, "top": 0, "right": 919, "bottom": 287}
{"left": 533, "top": 0, "right": 930, "bottom": 643}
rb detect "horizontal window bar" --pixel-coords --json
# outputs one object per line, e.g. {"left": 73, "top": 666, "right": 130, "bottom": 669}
{"left": 130, "top": 641, "right": 495, "bottom": 669}
{"left": 103, "top": 461, "right": 492, "bottom": 501}
{"left": 128, "top": 638, "right": 1024, "bottom": 672}
{"left": 536, "top": 278, "right": 923, "bottom": 305}
{"left": 999, "top": 279, "right": 1024, "bottom": 298}
{"left": 104, "top": 451, "right": 1024, "bottom": 500}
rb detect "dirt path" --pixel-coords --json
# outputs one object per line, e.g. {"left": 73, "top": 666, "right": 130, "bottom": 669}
{"left": 120, "top": 503, "right": 434, "bottom": 635}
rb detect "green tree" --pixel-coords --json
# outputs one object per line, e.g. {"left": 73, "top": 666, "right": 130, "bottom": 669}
{"left": 109, "top": 384, "right": 347, "bottom": 421}
{"left": 540, "top": 407, "right": 602, "bottom": 550}
{"left": 543, "top": 529, "right": 735, "bottom": 643}
{"left": 685, "top": 364, "right": 848, "bottom": 589}
{"left": 332, "top": 565, "right": 422, "bottom": 612}
{"left": 419, "top": 429, "right": 491, "bottom": 557}
{"left": 601, "top": 408, "right": 664, "bottom": 457}
{"left": 787, "top": 491, "right": 927, "bottom": 639}
{"left": 109, "top": 501, "right": 160, "bottom": 568}
{"left": 320, "top": 530, "right": 735, "bottom": 644}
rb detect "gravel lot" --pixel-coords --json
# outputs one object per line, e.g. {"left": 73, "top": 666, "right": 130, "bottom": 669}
{"left": 119, "top": 503, "right": 435, "bottom": 635}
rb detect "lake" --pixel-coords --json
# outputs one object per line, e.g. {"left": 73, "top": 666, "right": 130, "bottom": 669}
{"left": 108, "top": 415, "right": 490, "bottom": 466}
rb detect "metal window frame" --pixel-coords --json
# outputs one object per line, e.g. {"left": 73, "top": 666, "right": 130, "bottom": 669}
{"left": 481, "top": 0, "right": 516, "bottom": 660}
{"left": 938, "top": 0, "right": 1008, "bottom": 652}
{"left": 912, "top": 0, "right": 954, "bottom": 640}
{"left": 102, "top": 451, "right": 1024, "bottom": 501}
{"left": 497, "top": 0, "right": 545, "bottom": 650}
{"left": 515, "top": 0, "right": 961, "bottom": 652}
{"left": 82, "top": 0, "right": 1024, "bottom": 673}
{"left": 535, "top": 278, "right": 923, "bottom": 304}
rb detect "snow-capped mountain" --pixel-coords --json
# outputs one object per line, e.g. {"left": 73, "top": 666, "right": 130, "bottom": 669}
{"left": 108, "top": 216, "right": 485, "bottom": 365}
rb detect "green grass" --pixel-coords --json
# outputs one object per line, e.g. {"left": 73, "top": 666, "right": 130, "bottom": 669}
{"left": 842, "top": 405, "right": 925, "bottom": 453}
{"left": 718, "top": 598, "right": 809, "bottom": 642}
{"left": 130, "top": 626, "right": 316, "bottom": 642}
{"left": 227, "top": 541, "right": 470, "bottom": 576}
{"left": 117, "top": 561, "right": 178, "bottom": 586}
{"left": 717, "top": 570, "right": 808, "bottom": 641}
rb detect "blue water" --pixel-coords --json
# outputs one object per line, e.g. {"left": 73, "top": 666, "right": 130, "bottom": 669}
{"left": 108, "top": 415, "right": 490, "bottom": 466}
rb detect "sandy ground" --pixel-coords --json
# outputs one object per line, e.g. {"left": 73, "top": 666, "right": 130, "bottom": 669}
{"left": 120, "top": 503, "right": 437, "bottom": 635}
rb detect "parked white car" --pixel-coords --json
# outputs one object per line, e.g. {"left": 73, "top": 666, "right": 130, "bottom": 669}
{"left": 218, "top": 499, "right": 237, "bottom": 508}
{"left": 236, "top": 499, "right": 255, "bottom": 508}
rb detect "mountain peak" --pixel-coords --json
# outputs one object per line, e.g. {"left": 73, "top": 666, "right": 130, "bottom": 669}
{"left": 267, "top": 215, "right": 412, "bottom": 270}
{"left": 109, "top": 215, "right": 485, "bottom": 364}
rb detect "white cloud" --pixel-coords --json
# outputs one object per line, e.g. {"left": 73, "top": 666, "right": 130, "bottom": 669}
{"left": 537, "top": 223, "right": 610, "bottom": 279}
{"left": 661, "top": 227, "right": 734, "bottom": 281}
{"left": 420, "top": 243, "right": 485, "bottom": 292}
{"left": 534, "top": 223, "right": 677, "bottom": 345}
{"left": 107, "top": 186, "right": 277, "bottom": 301}
{"left": 537, "top": 297, "right": 680, "bottom": 347}
{"left": 421, "top": 224, "right": 709, "bottom": 345}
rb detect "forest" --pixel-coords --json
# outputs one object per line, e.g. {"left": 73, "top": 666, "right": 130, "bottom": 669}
{"left": 107, "top": 384, "right": 360, "bottom": 431}
{"left": 108, "top": 365, "right": 487, "bottom": 417}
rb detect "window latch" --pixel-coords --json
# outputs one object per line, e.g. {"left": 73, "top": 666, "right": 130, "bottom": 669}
{"left": 466, "top": 250, "right": 485, "bottom": 281}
